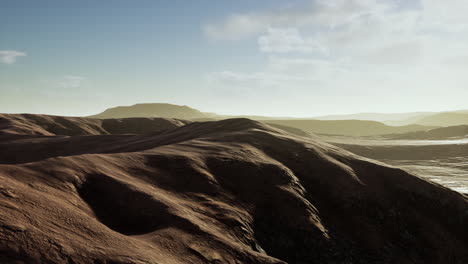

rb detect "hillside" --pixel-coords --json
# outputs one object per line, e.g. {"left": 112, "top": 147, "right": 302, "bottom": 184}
{"left": 89, "top": 103, "right": 298, "bottom": 121}
{"left": 0, "top": 114, "right": 189, "bottom": 139}
{"left": 414, "top": 112, "right": 468, "bottom": 126}
{"left": 88, "top": 103, "right": 468, "bottom": 131}
{"left": 0, "top": 115, "right": 467, "bottom": 263}
{"left": 266, "top": 119, "right": 436, "bottom": 137}
{"left": 267, "top": 123, "right": 314, "bottom": 138}
{"left": 386, "top": 125, "right": 468, "bottom": 140}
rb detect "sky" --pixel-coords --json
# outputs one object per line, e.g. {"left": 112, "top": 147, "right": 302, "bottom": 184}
{"left": 1, "top": 0, "right": 468, "bottom": 117}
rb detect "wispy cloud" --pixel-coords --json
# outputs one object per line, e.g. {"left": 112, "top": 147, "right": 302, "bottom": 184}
{"left": 0, "top": 50, "right": 27, "bottom": 64}
{"left": 39, "top": 75, "right": 90, "bottom": 99}
{"left": 204, "top": 0, "right": 468, "bottom": 112}
{"left": 258, "top": 27, "right": 326, "bottom": 53}
{"left": 203, "top": 0, "right": 468, "bottom": 61}
{"left": 202, "top": 0, "right": 391, "bottom": 40}
{"left": 58, "top": 75, "right": 86, "bottom": 89}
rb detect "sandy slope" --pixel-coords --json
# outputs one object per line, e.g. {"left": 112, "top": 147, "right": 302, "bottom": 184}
{"left": 0, "top": 116, "right": 467, "bottom": 263}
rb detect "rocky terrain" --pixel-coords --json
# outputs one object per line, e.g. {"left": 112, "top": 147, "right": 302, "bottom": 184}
{"left": 0, "top": 114, "right": 467, "bottom": 263}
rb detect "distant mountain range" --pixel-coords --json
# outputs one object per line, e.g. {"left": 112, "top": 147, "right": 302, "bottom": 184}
{"left": 315, "top": 112, "right": 435, "bottom": 125}
{"left": 88, "top": 103, "right": 468, "bottom": 136}
{"left": 315, "top": 110, "right": 468, "bottom": 126}
{"left": 414, "top": 112, "right": 468, "bottom": 126}
{"left": 265, "top": 120, "right": 435, "bottom": 137}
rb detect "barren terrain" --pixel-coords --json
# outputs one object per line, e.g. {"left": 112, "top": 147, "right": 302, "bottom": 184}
{"left": 0, "top": 114, "right": 467, "bottom": 263}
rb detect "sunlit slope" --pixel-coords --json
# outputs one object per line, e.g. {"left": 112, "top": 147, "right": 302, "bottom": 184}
{"left": 0, "top": 115, "right": 466, "bottom": 263}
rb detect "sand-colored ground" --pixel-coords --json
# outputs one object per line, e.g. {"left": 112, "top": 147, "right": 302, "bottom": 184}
{"left": 0, "top": 114, "right": 467, "bottom": 263}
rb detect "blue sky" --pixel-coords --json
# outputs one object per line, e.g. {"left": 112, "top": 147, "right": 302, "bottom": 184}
{"left": 1, "top": 0, "right": 468, "bottom": 116}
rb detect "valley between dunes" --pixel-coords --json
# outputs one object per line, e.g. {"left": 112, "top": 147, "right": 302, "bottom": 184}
{"left": 0, "top": 114, "right": 467, "bottom": 263}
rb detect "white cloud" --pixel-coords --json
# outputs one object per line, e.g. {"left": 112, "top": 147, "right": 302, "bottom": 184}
{"left": 203, "top": 0, "right": 393, "bottom": 40}
{"left": 258, "top": 28, "right": 327, "bottom": 53}
{"left": 203, "top": 0, "right": 468, "bottom": 61}
{"left": 40, "top": 75, "right": 86, "bottom": 93}
{"left": 58, "top": 75, "right": 86, "bottom": 89}
{"left": 420, "top": 0, "right": 468, "bottom": 31}
{"left": 0, "top": 50, "right": 26, "bottom": 64}
{"left": 38, "top": 75, "right": 91, "bottom": 100}
{"left": 203, "top": 0, "right": 468, "bottom": 114}
{"left": 203, "top": 13, "right": 269, "bottom": 40}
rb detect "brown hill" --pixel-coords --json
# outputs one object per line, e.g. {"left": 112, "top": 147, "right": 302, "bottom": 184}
{"left": 0, "top": 114, "right": 189, "bottom": 138}
{"left": 0, "top": 116, "right": 467, "bottom": 263}
{"left": 267, "top": 123, "right": 314, "bottom": 138}
{"left": 89, "top": 103, "right": 211, "bottom": 119}
{"left": 0, "top": 114, "right": 106, "bottom": 137}
{"left": 266, "top": 119, "right": 436, "bottom": 136}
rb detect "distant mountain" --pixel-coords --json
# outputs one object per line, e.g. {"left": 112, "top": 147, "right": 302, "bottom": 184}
{"left": 315, "top": 110, "right": 468, "bottom": 126}
{"left": 90, "top": 103, "right": 468, "bottom": 130}
{"left": 315, "top": 112, "right": 434, "bottom": 124}
{"left": 413, "top": 112, "right": 468, "bottom": 126}
{"left": 89, "top": 103, "right": 291, "bottom": 121}
{"left": 266, "top": 119, "right": 436, "bottom": 137}
{"left": 385, "top": 125, "right": 468, "bottom": 140}
{"left": 89, "top": 103, "right": 214, "bottom": 120}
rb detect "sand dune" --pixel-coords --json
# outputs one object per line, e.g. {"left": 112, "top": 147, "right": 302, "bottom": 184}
{"left": 1, "top": 115, "right": 467, "bottom": 263}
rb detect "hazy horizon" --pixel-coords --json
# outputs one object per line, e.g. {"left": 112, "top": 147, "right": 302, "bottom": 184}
{"left": 3, "top": 0, "right": 468, "bottom": 117}
{"left": 2, "top": 101, "right": 468, "bottom": 119}
{"left": 2, "top": 2, "right": 468, "bottom": 262}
